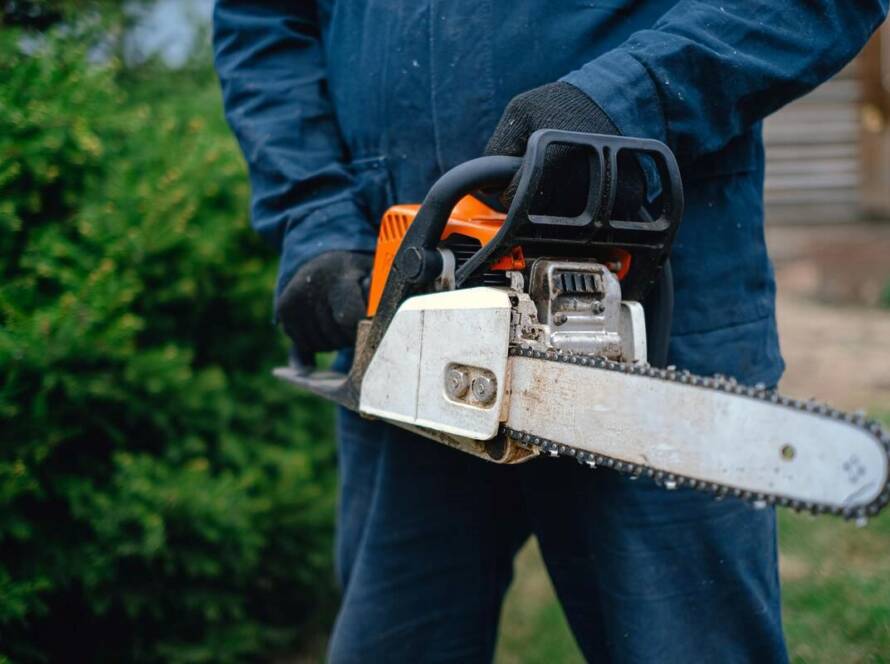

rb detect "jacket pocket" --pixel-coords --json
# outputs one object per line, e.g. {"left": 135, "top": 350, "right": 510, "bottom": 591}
{"left": 348, "top": 155, "right": 395, "bottom": 226}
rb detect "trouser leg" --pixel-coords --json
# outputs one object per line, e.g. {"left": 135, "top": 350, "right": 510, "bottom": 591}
{"left": 521, "top": 457, "right": 788, "bottom": 663}
{"left": 334, "top": 406, "right": 385, "bottom": 593}
{"left": 329, "top": 409, "right": 530, "bottom": 664}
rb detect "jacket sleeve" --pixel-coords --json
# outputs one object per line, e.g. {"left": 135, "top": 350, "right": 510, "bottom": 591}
{"left": 213, "top": 1, "right": 378, "bottom": 296}
{"left": 562, "top": 1, "right": 888, "bottom": 167}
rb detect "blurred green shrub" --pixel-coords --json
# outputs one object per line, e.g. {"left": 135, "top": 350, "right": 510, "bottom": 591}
{"left": 0, "top": 27, "right": 337, "bottom": 663}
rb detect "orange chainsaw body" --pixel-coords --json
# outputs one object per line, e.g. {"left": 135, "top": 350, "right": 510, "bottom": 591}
{"left": 366, "top": 195, "right": 633, "bottom": 316}
{"left": 366, "top": 196, "right": 524, "bottom": 316}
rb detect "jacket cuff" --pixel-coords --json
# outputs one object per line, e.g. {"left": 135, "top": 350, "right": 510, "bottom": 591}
{"left": 561, "top": 48, "right": 668, "bottom": 146}
{"left": 276, "top": 199, "right": 378, "bottom": 298}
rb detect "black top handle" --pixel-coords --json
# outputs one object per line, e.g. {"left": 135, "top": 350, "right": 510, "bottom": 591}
{"left": 455, "top": 129, "right": 683, "bottom": 288}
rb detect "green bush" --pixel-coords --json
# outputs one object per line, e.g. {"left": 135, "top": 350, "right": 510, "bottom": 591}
{"left": 0, "top": 29, "right": 337, "bottom": 662}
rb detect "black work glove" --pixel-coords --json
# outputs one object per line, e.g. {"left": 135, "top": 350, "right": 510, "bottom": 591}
{"left": 276, "top": 251, "right": 373, "bottom": 356}
{"left": 485, "top": 81, "right": 645, "bottom": 218}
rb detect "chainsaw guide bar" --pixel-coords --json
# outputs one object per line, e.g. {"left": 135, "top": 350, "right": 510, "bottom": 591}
{"left": 503, "top": 347, "right": 890, "bottom": 522}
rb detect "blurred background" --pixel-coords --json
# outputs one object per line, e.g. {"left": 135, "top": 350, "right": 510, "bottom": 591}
{"left": 1, "top": 2, "right": 888, "bottom": 662}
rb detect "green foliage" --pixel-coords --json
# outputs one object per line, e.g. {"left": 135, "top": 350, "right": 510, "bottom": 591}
{"left": 881, "top": 279, "right": 890, "bottom": 310}
{"left": 496, "top": 540, "right": 584, "bottom": 664}
{"left": 0, "top": 27, "right": 337, "bottom": 663}
{"left": 779, "top": 510, "right": 890, "bottom": 663}
{"left": 1, "top": 0, "right": 132, "bottom": 31}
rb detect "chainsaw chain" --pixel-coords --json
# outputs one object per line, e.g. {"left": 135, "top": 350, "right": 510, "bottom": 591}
{"left": 503, "top": 346, "right": 890, "bottom": 522}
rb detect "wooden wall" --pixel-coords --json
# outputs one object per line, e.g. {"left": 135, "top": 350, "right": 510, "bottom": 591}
{"left": 860, "top": 20, "right": 890, "bottom": 218}
{"left": 763, "top": 21, "right": 890, "bottom": 224}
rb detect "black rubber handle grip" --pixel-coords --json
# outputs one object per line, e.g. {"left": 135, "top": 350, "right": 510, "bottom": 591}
{"left": 401, "top": 156, "right": 522, "bottom": 252}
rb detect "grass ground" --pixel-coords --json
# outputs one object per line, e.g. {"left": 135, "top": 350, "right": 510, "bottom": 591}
{"left": 495, "top": 413, "right": 890, "bottom": 663}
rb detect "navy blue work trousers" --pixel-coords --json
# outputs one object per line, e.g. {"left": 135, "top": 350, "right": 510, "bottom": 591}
{"left": 328, "top": 407, "right": 788, "bottom": 663}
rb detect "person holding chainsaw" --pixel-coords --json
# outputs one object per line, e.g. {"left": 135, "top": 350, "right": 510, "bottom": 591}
{"left": 214, "top": 1, "right": 888, "bottom": 662}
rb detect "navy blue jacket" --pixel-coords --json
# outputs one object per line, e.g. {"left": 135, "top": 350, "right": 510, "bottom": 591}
{"left": 213, "top": 0, "right": 886, "bottom": 386}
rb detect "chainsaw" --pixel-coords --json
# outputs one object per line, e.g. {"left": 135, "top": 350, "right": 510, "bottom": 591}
{"left": 275, "top": 129, "right": 890, "bottom": 522}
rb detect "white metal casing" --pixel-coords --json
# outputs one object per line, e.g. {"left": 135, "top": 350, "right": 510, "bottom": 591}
{"left": 359, "top": 287, "right": 511, "bottom": 440}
